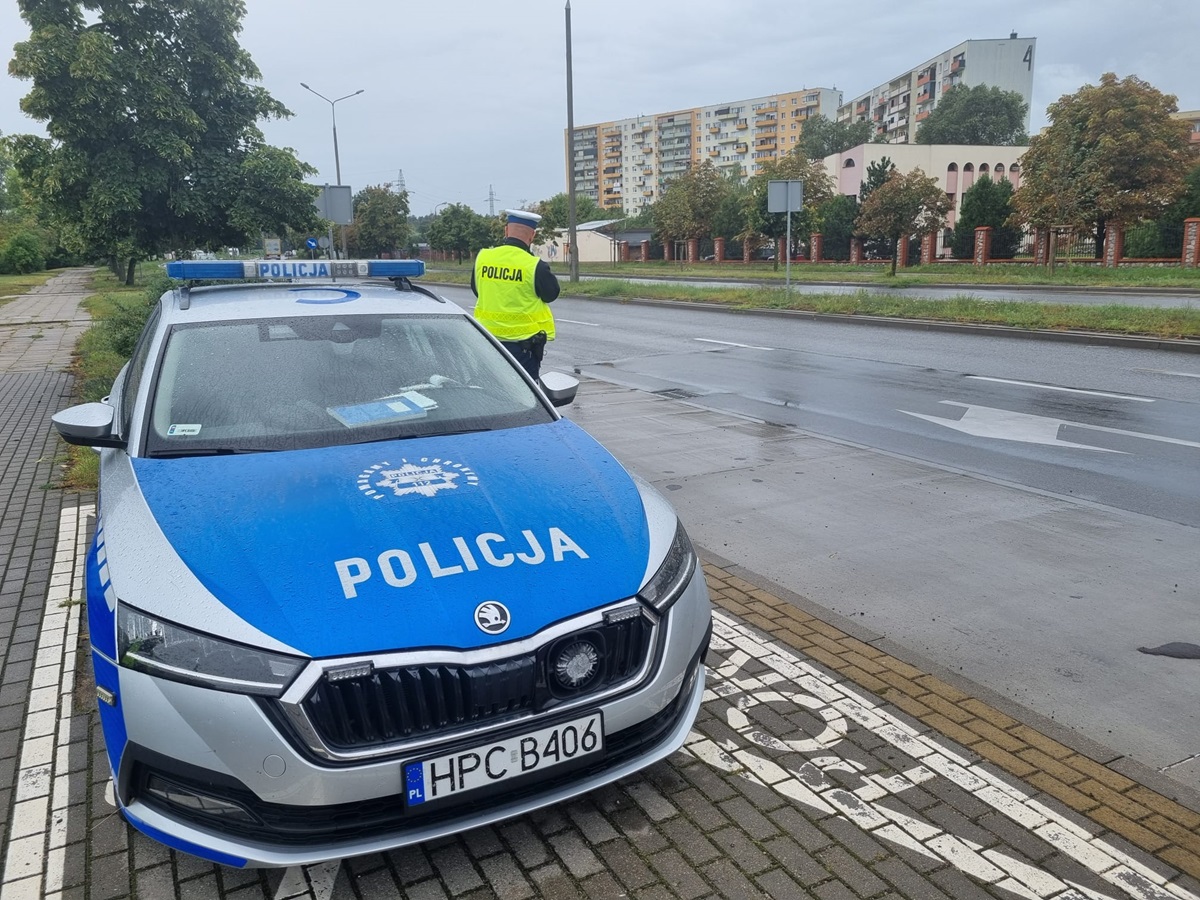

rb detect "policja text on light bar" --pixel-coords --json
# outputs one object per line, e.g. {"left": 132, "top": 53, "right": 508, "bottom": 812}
{"left": 165, "top": 259, "right": 426, "bottom": 280}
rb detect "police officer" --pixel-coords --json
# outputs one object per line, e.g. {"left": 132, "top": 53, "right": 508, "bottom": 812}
{"left": 471, "top": 209, "right": 561, "bottom": 380}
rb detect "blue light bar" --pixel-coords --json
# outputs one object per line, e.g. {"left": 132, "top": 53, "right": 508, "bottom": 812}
{"left": 164, "top": 259, "right": 426, "bottom": 280}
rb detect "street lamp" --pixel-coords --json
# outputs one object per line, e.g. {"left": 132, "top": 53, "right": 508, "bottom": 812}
{"left": 301, "top": 83, "right": 364, "bottom": 256}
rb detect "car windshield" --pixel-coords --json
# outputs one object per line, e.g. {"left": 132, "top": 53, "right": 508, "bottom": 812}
{"left": 143, "top": 313, "right": 552, "bottom": 456}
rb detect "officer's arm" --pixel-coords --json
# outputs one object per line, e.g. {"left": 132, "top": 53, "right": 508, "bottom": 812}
{"left": 534, "top": 260, "right": 560, "bottom": 303}
{"left": 470, "top": 266, "right": 478, "bottom": 298}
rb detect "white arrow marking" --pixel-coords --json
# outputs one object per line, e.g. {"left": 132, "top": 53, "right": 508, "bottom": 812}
{"left": 966, "top": 376, "right": 1155, "bottom": 402}
{"left": 695, "top": 338, "right": 775, "bottom": 350}
{"left": 901, "top": 402, "right": 1200, "bottom": 452}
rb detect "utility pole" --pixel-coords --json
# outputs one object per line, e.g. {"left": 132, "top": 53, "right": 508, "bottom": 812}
{"left": 565, "top": 1, "right": 579, "bottom": 282}
{"left": 396, "top": 169, "right": 406, "bottom": 193}
{"left": 487, "top": 185, "right": 497, "bottom": 217}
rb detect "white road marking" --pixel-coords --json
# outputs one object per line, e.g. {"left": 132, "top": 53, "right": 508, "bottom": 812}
{"left": 691, "top": 612, "right": 1199, "bottom": 900}
{"left": 967, "top": 376, "right": 1155, "bottom": 402}
{"left": 695, "top": 338, "right": 775, "bottom": 350}
{"left": 556, "top": 317, "right": 600, "bottom": 327}
{"left": 900, "top": 401, "right": 1200, "bottom": 451}
{"left": 273, "top": 862, "right": 340, "bottom": 900}
{"left": 1131, "top": 368, "right": 1200, "bottom": 379}
{"left": 4, "top": 504, "right": 89, "bottom": 899}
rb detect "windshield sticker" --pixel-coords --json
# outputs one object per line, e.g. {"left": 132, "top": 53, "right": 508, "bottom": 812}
{"left": 357, "top": 457, "right": 479, "bottom": 501}
{"left": 166, "top": 424, "right": 202, "bottom": 436}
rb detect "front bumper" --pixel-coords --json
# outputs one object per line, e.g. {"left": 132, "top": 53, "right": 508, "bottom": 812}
{"left": 102, "top": 573, "right": 712, "bottom": 868}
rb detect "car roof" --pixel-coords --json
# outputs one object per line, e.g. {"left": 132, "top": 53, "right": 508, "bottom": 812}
{"left": 159, "top": 280, "right": 467, "bottom": 325}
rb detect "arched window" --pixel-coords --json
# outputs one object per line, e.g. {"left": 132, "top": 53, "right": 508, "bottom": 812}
{"left": 995, "top": 163, "right": 1006, "bottom": 180}
{"left": 843, "top": 158, "right": 856, "bottom": 167}
{"left": 979, "top": 163, "right": 990, "bottom": 177}
{"left": 946, "top": 162, "right": 959, "bottom": 194}
{"left": 1008, "top": 163, "right": 1021, "bottom": 190}
{"left": 962, "top": 162, "right": 975, "bottom": 191}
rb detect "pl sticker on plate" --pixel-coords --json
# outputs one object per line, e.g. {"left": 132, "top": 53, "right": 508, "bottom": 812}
{"left": 166, "top": 424, "right": 202, "bottom": 436}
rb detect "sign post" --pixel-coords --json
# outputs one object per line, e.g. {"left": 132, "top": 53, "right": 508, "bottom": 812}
{"left": 768, "top": 180, "right": 804, "bottom": 291}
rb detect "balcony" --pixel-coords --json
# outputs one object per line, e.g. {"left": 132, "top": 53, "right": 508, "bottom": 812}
{"left": 915, "top": 110, "right": 931, "bottom": 122}
{"left": 715, "top": 107, "right": 737, "bottom": 118}
{"left": 951, "top": 57, "right": 966, "bottom": 73}
{"left": 709, "top": 125, "right": 721, "bottom": 134}
{"left": 642, "top": 167, "right": 653, "bottom": 175}
{"left": 736, "top": 120, "right": 748, "bottom": 130}
{"left": 643, "top": 189, "right": 653, "bottom": 197}
{"left": 708, "top": 148, "right": 719, "bottom": 156}
{"left": 734, "top": 143, "right": 748, "bottom": 153}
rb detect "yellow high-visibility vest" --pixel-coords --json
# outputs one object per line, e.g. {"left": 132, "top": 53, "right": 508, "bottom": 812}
{"left": 473, "top": 244, "right": 555, "bottom": 341}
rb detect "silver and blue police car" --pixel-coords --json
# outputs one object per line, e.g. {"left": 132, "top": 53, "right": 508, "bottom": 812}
{"left": 52, "top": 259, "right": 711, "bottom": 868}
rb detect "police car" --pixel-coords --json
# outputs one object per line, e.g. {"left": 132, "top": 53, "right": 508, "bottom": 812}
{"left": 52, "top": 259, "right": 711, "bottom": 868}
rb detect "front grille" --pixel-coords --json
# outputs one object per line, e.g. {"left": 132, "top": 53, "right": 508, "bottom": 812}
{"left": 300, "top": 615, "right": 653, "bottom": 752}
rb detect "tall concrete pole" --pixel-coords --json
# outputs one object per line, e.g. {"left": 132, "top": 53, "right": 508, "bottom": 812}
{"left": 565, "top": 1, "right": 579, "bottom": 282}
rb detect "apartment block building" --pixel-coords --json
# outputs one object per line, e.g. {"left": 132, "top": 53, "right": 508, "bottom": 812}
{"left": 837, "top": 35, "right": 1036, "bottom": 144}
{"left": 567, "top": 88, "right": 841, "bottom": 216}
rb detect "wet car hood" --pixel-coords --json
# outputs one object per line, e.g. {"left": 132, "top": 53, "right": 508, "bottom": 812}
{"left": 129, "top": 419, "right": 650, "bottom": 657}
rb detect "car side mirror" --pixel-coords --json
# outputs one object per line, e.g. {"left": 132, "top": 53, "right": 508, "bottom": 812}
{"left": 538, "top": 371, "right": 579, "bottom": 408}
{"left": 52, "top": 402, "right": 126, "bottom": 448}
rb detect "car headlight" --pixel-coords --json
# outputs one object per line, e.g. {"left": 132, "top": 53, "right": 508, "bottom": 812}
{"left": 117, "top": 604, "right": 305, "bottom": 697}
{"left": 637, "top": 519, "right": 697, "bottom": 613}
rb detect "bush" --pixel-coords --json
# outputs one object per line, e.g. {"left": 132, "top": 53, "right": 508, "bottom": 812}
{"left": 0, "top": 229, "right": 47, "bottom": 274}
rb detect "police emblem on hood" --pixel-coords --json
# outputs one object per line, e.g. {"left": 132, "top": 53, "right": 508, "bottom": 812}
{"left": 358, "top": 457, "right": 479, "bottom": 500}
{"left": 475, "top": 601, "right": 511, "bottom": 635}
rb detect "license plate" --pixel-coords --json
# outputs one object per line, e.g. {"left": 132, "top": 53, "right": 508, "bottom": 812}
{"left": 404, "top": 712, "right": 603, "bottom": 806}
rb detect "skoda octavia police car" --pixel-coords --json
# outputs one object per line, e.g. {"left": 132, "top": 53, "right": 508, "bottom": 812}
{"left": 53, "top": 259, "right": 711, "bottom": 868}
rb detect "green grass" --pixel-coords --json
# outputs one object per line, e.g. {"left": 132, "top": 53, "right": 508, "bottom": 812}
{"left": 0, "top": 270, "right": 60, "bottom": 302}
{"left": 425, "top": 262, "right": 1200, "bottom": 340}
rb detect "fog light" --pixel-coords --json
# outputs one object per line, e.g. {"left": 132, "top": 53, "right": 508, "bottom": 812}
{"left": 145, "top": 774, "right": 257, "bottom": 824}
{"left": 553, "top": 640, "right": 601, "bottom": 690}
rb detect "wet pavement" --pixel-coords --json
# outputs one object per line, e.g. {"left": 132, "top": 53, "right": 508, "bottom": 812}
{"left": 2, "top": 270, "right": 1199, "bottom": 899}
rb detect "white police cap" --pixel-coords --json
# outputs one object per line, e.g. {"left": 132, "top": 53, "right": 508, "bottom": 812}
{"left": 504, "top": 209, "right": 542, "bottom": 229}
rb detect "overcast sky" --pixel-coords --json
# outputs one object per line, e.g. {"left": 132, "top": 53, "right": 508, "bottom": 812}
{"left": 2, "top": 0, "right": 1196, "bottom": 216}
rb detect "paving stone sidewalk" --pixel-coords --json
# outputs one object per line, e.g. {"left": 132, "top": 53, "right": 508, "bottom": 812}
{"left": 2, "top": 270, "right": 1199, "bottom": 899}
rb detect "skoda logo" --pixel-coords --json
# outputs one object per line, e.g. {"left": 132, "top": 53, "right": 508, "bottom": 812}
{"left": 474, "top": 601, "right": 511, "bottom": 635}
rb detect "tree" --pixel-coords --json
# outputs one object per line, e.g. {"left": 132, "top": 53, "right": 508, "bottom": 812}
{"left": 8, "top": 0, "right": 319, "bottom": 283}
{"left": 741, "top": 152, "right": 834, "bottom": 262}
{"left": 915, "top": 84, "right": 1029, "bottom": 146}
{"left": 798, "top": 115, "right": 873, "bottom": 160}
{"left": 950, "top": 176, "right": 1022, "bottom": 260}
{"left": 654, "top": 161, "right": 730, "bottom": 249}
{"left": 855, "top": 168, "right": 952, "bottom": 275}
{"left": 1012, "top": 73, "right": 1194, "bottom": 258}
{"left": 816, "top": 194, "right": 859, "bottom": 260}
{"left": 346, "top": 185, "right": 411, "bottom": 258}
{"left": 857, "top": 156, "right": 895, "bottom": 258}
{"left": 427, "top": 204, "right": 492, "bottom": 263}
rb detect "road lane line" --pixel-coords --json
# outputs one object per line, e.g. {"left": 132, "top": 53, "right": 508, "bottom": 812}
{"left": 1131, "top": 368, "right": 1200, "bottom": 379}
{"left": 556, "top": 318, "right": 600, "bottom": 327}
{"left": 694, "top": 338, "right": 775, "bottom": 350}
{"left": 3, "top": 503, "right": 89, "bottom": 898}
{"left": 967, "top": 376, "right": 1155, "bottom": 402}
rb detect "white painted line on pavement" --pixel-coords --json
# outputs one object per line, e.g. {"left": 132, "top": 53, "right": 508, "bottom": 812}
{"left": 3, "top": 504, "right": 90, "bottom": 899}
{"left": 694, "top": 338, "right": 775, "bottom": 350}
{"left": 967, "top": 376, "right": 1155, "bottom": 402}
{"left": 1131, "top": 368, "right": 1200, "bottom": 380}
{"left": 692, "top": 612, "right": 1199, "bottom": 900}
{"left": 557, "top": 318, "right": 600, "bottom": 327}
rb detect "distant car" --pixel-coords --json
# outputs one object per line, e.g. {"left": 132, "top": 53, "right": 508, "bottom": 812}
{"left": 53, "top": 259, "right": 712, "bottom": 868}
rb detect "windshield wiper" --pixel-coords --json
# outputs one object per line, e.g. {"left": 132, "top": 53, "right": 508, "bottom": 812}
{"left": 349, "top": 426, "right": 494, "bottom": 446}
{"left": 150, "top": 447, "right": 270, "bottom": 458}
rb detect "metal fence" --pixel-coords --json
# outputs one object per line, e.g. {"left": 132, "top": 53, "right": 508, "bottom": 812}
{"left": 1123, "top": 221, "right": 1185, "bottom": 259}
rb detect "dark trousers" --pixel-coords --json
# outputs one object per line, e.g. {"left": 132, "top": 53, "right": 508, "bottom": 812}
{"left": 501, "top": 332, "right": 547, "bottom": 381}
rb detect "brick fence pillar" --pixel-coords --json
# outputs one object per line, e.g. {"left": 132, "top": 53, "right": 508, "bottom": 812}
{"left": 664, "top": 240, "right": 673, "bottom": 262}
{"left": 640, "top": 240, "right": 650, "bottom": 262}
{"left": 810, "top": 233, "right": 823, "bottom": 264}
{"left": 974, "top": 226, "right": 993, "bottom": 265}
{"left": 1104, "top": 222, "right": 1123, "bottom": 267}
{"left": 619, "top": 241, "right": 629, "bottom": 262}
{"left": 1034, "top": 227, "right": 1050, "bottom": 266}
{"left": 1183, "top": 218, "right": 1200, "bottom": 268}
{"left": 920, "top": 232, "right": 936, "bottom": 265}
{"left": 714, "top": 237, "right": 725, "bottom": 264}
{"left": 897, "top": 235, "right": 910, "bottom": 269}
{"left": 687, "top": 238, "right": 699, "bottom": 263}
{"left": 849, "top": 237, "right": 863, "bottom": 264}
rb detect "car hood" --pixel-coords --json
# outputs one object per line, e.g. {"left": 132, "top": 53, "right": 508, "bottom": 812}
{"left": 129, "top": 419, "right": 650, "bottom": 657}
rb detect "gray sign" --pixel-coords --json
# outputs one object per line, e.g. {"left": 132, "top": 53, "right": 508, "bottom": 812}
{"left": 314, "top": 184, "right": 353, "bottom": 225}
{"left": 767, "top": 180, "right": 804, "bottom": 213}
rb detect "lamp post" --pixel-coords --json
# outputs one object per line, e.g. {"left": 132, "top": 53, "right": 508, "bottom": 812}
{"left": 564, "top": 1, "right": 579, "bottom": 282}
{"left": 301, "top": 83, "right": 364, "bottom": 257}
